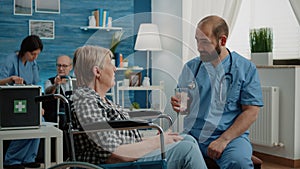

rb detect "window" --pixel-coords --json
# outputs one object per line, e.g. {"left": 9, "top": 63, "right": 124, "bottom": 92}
{"left": 228, "top": 0, "right": 300, "bottom": 60}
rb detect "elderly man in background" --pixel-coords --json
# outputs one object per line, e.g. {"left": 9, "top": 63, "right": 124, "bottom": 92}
{"left": 43, "top": 55, "right": 73, "bottom": 127}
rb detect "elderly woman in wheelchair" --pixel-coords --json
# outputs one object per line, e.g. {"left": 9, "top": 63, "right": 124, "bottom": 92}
{"left": 69, "top": 45, "right": 207, "bottom": 169}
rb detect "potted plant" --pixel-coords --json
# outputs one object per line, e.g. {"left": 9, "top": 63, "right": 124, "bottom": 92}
{"left": 123, "top": 68, "right": 132, "bottom": 86}
{"left": 110, "top": 31, "right": 124, "bottom": 54}
{"left": 124, "top": 68, "right": 132, "bottom": 79}
{"left": 130, "top": 102, "right": 140, "bottom": 110}
{"left": 122, "top": 58, "right": 128, "bottom": 68}
{"left": 110, "top": 31, "right": 124, "bottom": 67}
{"left": 249, "top": 27, "right": 273, "bottom": 65}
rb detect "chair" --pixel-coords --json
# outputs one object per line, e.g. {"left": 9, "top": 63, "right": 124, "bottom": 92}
{"left": 35, "top": 94, "right": 169, "bottom": 169}
{"left": 204, "top": 155, "right": 263, "bottom": 169}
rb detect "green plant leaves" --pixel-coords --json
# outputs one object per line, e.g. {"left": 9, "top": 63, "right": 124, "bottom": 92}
{"left": 110, "top": 31, "right": 124, "bottom": 53}
{"left": 249, "top": 27, "right": 273, "bottom": 53}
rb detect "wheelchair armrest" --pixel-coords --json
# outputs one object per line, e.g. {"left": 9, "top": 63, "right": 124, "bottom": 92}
{"left": 127, "top": 110, "right": 162, "bottom": 118}
{"left": 82, "top": 120, "right": 152, "bottom": 131}
{"left": 127, "top": 110, "right": 173, "bottom": 128}
{"left": 80, "top": 120, "right": 166, "bottom": 159}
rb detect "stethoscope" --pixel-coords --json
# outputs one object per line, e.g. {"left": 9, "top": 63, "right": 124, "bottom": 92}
{"left": 16, "top": 56, "right": 27, "bottom": 85}
{"left": 17, "top": 57, "right": 20, "bottom": 77}
{"left": 188, "top": 48, "right": 233, "bottom": 102}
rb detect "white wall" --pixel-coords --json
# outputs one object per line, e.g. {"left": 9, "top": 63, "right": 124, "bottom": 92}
{"left": 151, "top": 0, "right": 183, "bottom": 129}
{"left": 295, "top": 69, "right": 300, "bottom": 159}
{"left": 256, "top": 67, "right": 300, "bottom": 160}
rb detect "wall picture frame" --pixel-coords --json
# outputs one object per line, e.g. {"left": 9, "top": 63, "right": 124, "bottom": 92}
{"left": 29, "top": 20, "right": 55, "bottom": 39}
{"left": 35, "top": 0, "right": 60, "bottom": 14}
{"left": 129, "top": 72, "right": 142, "bottom": 87}
{"left": 14, "top": 0, "right": 32, "bottom": 16}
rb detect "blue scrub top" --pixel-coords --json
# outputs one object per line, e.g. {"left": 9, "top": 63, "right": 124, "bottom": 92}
{"left": 178, "top": 51, "right": 263, "bottom": 145}
{"left": 0, "top": 54, "right": 39, "bottom": 85}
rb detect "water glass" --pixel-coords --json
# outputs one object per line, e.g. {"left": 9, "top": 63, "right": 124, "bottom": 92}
{"left": 174, "top": 88, "right": 188, "bottom": 115}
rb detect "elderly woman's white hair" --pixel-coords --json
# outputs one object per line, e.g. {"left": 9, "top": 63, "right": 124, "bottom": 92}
{"left": 73, "top": 45, "right": 113, "bottom": 87}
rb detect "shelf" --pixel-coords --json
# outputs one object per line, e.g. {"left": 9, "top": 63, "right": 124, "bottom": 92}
{"left": 116, "top": 67, "right": 143, "bottom": 71}
{"left": 118, "top": 85, "right": 163, "bottom": 91}
{"left": 80, "top": 26, "right": 122, "bottom": 31}
{"left": 123, "top": 108, "right": 154, "bottom": 112}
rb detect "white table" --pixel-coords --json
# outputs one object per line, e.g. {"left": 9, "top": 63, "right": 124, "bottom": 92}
{"left": 0, "top": 125, "right": 63, "bottom": 169}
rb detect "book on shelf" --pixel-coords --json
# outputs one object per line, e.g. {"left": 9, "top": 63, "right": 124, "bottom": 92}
{"left": 92, "top": 10, "right": 99, "bottom": 26}
{"left": 99, "top": 8, "right": 103, "bottom": 27}
{"left": 92, "top": 8, "right": 109, "bottom": 27}
{"left": 103, "top": 10, "right": 109, "bottom": 27}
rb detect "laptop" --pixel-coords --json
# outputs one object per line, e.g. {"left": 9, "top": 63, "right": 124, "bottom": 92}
{"left": 0, "top": 85, "right": 41, "bottom": 130}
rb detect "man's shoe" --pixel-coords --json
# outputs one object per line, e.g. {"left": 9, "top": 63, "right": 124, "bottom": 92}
{"left": 4, "top": 164, "right": 25, "bottom": 169}
{"left": 22, "top": 162, "right": 41, "bottom": 168}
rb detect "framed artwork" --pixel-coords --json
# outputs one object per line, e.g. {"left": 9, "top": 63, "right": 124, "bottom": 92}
{"left": 29, "top": 20, "right": 55, "bottom": 39}
{"left": 129, "top": 72, "right": 142, "bottom": 87}
{"left": 14, "top": 0, "right": 32, "bottom": 16}
{"left": 35, "top": 0, "right": 60, "bottom": 14}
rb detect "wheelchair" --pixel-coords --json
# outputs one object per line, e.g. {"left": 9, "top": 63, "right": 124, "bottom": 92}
{"left": 36, "top": 94, "right": 171, "bottom": 169}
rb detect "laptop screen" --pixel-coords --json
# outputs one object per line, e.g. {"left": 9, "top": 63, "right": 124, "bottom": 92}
{"left": 0, "top": 86, "right": 41, "bottom": 129}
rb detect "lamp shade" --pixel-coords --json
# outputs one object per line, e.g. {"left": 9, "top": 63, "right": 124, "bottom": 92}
{"left": 134, "top": 23, "right": 162, "bottom": 51}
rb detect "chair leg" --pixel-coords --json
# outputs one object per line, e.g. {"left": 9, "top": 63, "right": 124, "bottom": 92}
{"left": 252, "top": 155, "right": 263, "bottom": 169}
{"left": 204, "top": 157, "right": 219, "bottom": 169}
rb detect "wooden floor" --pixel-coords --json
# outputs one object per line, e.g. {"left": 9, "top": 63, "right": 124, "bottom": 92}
{"left": 262, "top": 160, "right": 300, "bottom": 169}
{"left": 254, "top": 151, "right": 300, "bottom": 169}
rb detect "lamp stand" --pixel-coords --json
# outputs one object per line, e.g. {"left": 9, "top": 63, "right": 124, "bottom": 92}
{"left": 146, "top": 50, "right": 150, "bottom": 78}
{"left": 146, "top": 50, "right": 150, "bottom": 108}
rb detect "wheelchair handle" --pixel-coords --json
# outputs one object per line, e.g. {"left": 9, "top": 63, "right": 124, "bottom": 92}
{"left": 35, "top": 94, "right": 69, "bottom": 104}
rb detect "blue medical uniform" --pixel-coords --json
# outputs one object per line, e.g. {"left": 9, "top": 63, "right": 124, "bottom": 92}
{"left": 0, "top": 54, "right": 41, "bottom": 165}
{"left": 177, "top": 51, "right": 263, "bottom": 169}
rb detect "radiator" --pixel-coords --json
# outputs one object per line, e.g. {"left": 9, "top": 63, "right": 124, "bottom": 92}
{"left": 249, "top": 86, "right": 280, "bottom": 147}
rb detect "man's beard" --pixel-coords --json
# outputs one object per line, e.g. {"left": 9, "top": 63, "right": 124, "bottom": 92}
{"left": 200, "top": 45, "right": 221, "bottom": 62}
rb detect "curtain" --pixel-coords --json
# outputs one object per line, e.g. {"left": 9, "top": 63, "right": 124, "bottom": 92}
{"left": 182, "top": 0, "right": 242, "bottom": 62}
{"left": 289, "top": 0, "right": 300, "bottom": 25}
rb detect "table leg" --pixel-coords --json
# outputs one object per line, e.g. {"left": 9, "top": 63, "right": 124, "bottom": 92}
{"left": 55, "top": 136, "right": 63, "bottom": 165}
{"left": 44, "top": 137, "right": 51, "bottom": 168}
{"left": 0, "top": 139, "right": 3, "bottom": 169}
{"left": 122, "top": 90, "right": 124, "bottom": 108}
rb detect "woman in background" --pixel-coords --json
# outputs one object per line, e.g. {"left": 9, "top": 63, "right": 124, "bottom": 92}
{"left": 0, "top": 35, "right": 42, "bottom": 85}
{"left": 0, "top": 35, "right": 43, "bottom": 169}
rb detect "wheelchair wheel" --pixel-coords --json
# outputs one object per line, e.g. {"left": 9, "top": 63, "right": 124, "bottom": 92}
{"left": 48, "top": 161, "right": 103, "bottom": 169}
